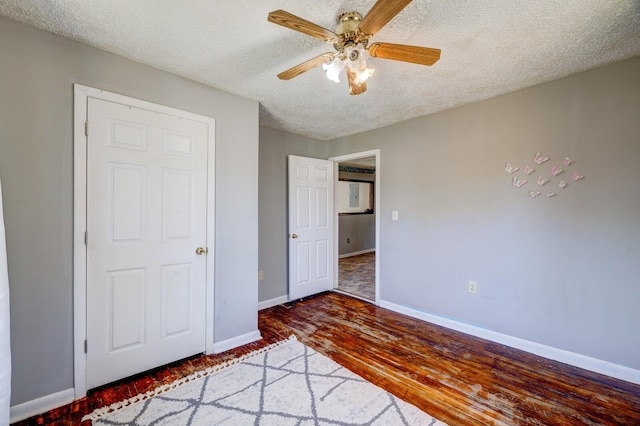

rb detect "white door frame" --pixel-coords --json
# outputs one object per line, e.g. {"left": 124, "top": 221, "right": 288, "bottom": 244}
{"left": 329, "top": 149, "right": 380, "bottom": 306}
{"left": 72, "top": 84, "right": 216, "bottom": 398}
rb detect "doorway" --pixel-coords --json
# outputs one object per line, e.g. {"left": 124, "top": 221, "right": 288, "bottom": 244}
{"left": 329, "top": 150, "right": 380, "bottom": 305}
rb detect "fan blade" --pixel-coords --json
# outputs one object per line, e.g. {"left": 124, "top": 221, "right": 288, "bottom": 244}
{"left": 268, "top": 10, "right": 338, "bottom": 43}
{"left": 368, "top": 42, "right": 441, "bottom": 66}
{"left": 357, "top": 0, "right": 412, "bottom": 36}
{"left": 277, "top": 53, "right": 336, "bottom": 80}
{"left": 346, "top": 69, "right": 367, "bottom": 95}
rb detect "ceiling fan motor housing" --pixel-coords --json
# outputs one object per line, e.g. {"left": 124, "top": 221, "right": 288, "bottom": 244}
{"left": 334, "top": 12, "right": 368, "bottom": 52}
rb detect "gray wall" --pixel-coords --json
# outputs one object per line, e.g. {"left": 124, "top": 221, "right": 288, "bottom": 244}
{"left": 0, "top": 16, "right": 259, "bottom": 405}
{"left": 258, "top": 127, "right": 329, "bottom": 302}
{"left": 339, "top": 215, "right": 375, "bottom": 255}
{"left": 328, "top": 57, "right": 640, "bottom": 370}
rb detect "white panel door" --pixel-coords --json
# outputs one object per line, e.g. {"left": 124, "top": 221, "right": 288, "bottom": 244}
{"left": 288, "top": 155, "right": 334, "bottom": 300}
{"left": 86, "top": 98, "right": 208, "bottom": 389}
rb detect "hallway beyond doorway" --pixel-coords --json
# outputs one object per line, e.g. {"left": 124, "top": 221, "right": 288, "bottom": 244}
{"left": 338, "top": 252, "right": 375, "bottom": 300}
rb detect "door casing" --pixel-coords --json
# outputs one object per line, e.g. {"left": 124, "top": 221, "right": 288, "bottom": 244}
{"left": 72, "top": 84, "right": 216, "bottom": 398}
{"left": 329, "top": 150, "right": 381, "bottom": 306}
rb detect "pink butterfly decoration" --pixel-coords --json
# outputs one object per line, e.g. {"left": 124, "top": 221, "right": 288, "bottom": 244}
{"left": 559, "top": 180, "right": 567, "bottom": 188}
{"left": 533, "top": 152, "right": 550, "bottom": 165}
{"left": 504, "top": 162, "right": 519, "bottom": 174}
{"left": 512, "top": 176, "right": 527, "bottom": 188}
{"left": 572, "top": 171, "right": 584, "bottom": 181}
{"left": 546, "top": 190, "right": 556, "bottom": 197}
{"left": 537, "top": 176, "right": 549, "bottom": 186}
{"left": 563, "top": 157, "right": 574, "bottom": 166}
{"left": 529, "top": 191, "right": 541, "bottom": 198}
{"left": 551, "top": 165, "right": 564, "bottom": 176}
{"left": 524, "top": 165, "right": 534, "bottom": 175}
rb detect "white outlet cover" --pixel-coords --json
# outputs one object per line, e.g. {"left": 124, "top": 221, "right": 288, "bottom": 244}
{"left": 392, "top": 211, "right": 399, "bottom": 221}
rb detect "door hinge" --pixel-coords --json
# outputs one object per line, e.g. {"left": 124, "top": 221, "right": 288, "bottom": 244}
{"left": 84, "top": 121, "right": 89, "bottom": 137}
{"left": 84, "top": 230, "right": 88, "bottom": 245}
{"left": 84, "top": 340, "right": 88, "bottom": 354}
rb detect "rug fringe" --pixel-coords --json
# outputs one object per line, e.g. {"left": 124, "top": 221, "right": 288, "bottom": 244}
{"left": 82, "top": 335, "right": 297, "bottom": 422}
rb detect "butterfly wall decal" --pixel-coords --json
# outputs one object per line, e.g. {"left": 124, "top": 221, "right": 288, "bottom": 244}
{"left": 550, "top": 165, "right": 564, "bottom": 176}
{"left": 512, "top": 176, "right": 527, "bottom": 188}
{"left": 504, "top": 162, "right": 519, "bottom": 174}
{"left": 533, "top": 152, "right": 550, "bottom": 165}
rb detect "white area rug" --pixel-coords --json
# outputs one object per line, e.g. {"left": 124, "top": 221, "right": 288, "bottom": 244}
{"left": 84, "top": 336, "right": 446, "bottom": 425}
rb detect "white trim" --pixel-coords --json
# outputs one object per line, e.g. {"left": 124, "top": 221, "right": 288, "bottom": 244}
{"left": 73, "top": 84, "right": 216, "bottom": 397}
{"left": 380, "top": 300, "right": 640, "bottom": 385}
{"left": 258, "top": 295, "right": 289, "bottom": 311}
{"left": 338, "top": 248, "right": 375, "bottom": 259}
{"left": 73, "top": 85, "right": 89, "bottom": 398}
{"left": 10, "top": 388, "right": 74, "bottom": 423}
{"left": 333, "top": 289, "right": 373, "bottom": 303}
{"left": 204, "top": 101, "right": 216, "bottom": 355}
{"left": 213, "top": 330, "right": 262, "bottom": 354}
{"left": 329, "top": 150, "right": 380, "bottom": 306}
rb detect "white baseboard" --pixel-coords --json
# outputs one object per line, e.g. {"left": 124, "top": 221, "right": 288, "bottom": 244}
{"left": 338, "top": 248, "right": 375, "bottom": 259}
{"left": 258, "top": 295, "right": 289, "bottom": 311}
{"left": 213, "top": 330, "right": 262, "bottom": 354}
{"left": 380, "top": 300, "right": 640, "bottom": 385}
{"left": 10, "top": 388, "right": 75, "bottom": 423}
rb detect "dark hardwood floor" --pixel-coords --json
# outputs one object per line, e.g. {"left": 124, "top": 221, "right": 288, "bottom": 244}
{"left": 14, "top": 292, "right": 640, "bottom": 425}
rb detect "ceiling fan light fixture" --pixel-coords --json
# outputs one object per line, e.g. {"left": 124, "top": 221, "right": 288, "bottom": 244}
{"left": 344, "top": 44, "right": 374, "bottom": 84}
{"left": 268, "top": 0, "right": 441, "bottom": 95}
{"left": 323, "top": 58, "right": 344, "bottom": 83}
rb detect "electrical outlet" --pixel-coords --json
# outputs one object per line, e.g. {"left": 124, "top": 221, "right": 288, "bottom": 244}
{"left": 258, "top": 270, "right": 264, "bottom": 281}
{"left": 392, "top": 211, "right": 399, "bottom": 221}
{"left": 468, "top": 281, "right": 478, "bottom": 294}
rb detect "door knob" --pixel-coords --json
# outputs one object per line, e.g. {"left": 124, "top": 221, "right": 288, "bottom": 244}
{"left": 291, "top": 234, "right": 298, "bottom": 239}
{"left": 195, "top": 247, "right": 207, "bottom": 255}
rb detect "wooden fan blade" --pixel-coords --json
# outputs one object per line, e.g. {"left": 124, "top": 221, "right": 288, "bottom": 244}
{"left": 268, "top": 10, "right": 338, "bottom": 43}
{"left": 277, "top": 53, "right": 336, "bottom": 80}
{"left": 357, "top": 0, "right": 412, "bottom": 36}
{"left": 368, "top": 42, "right": 441, "bottom": 66}
{"left": 346, "top": 69, "right": 367, "bottom": 95}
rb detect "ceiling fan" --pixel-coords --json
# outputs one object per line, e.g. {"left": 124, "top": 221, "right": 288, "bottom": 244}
{"left": 268, "top": 0, "right": 441, "bottom": 95}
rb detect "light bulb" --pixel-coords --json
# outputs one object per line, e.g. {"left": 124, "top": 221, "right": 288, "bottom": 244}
{"left": 344, "top": 44, "right": 374, "bottom": 84}
{"left": 356, "top": 67, "right": 374, "bottom": 84}
{"left": 323, "top": 58, "right": 343, "bottom": 83}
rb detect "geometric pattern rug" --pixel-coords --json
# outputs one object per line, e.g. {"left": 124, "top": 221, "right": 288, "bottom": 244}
{"left": 83, "top": 336, "right": 447, "bottom": 425}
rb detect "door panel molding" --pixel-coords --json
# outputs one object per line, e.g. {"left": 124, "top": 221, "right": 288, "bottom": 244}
{"left": 73, "top": 85, "right": 216, "bottom": 398}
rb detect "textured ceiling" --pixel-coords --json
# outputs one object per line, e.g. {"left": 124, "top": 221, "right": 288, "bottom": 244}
{"left": 1, "top": 0, "right": 639, "bottom": 140}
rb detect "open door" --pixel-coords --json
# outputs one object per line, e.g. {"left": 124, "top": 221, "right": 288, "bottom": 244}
{"left": 288, "top": 155, "right": 334, "bottom": 300}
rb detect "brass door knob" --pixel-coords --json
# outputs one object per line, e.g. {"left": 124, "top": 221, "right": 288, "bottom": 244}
{"left": 291, "top": 234, "right": 298, "bottom": 239}
{"left": 195, "top": 247, "right": 207, "bottom": 255}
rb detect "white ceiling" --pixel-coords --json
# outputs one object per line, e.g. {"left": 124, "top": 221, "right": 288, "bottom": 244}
{"left": 1, "top": 0, "right": 639, "bottom": 140}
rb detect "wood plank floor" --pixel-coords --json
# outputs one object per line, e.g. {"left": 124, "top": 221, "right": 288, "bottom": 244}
{"left": 338, "top": 252, "right": 375, "bottom": 300}
{"left": 14, "top": 291, "right": 640, "bottom": 425}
